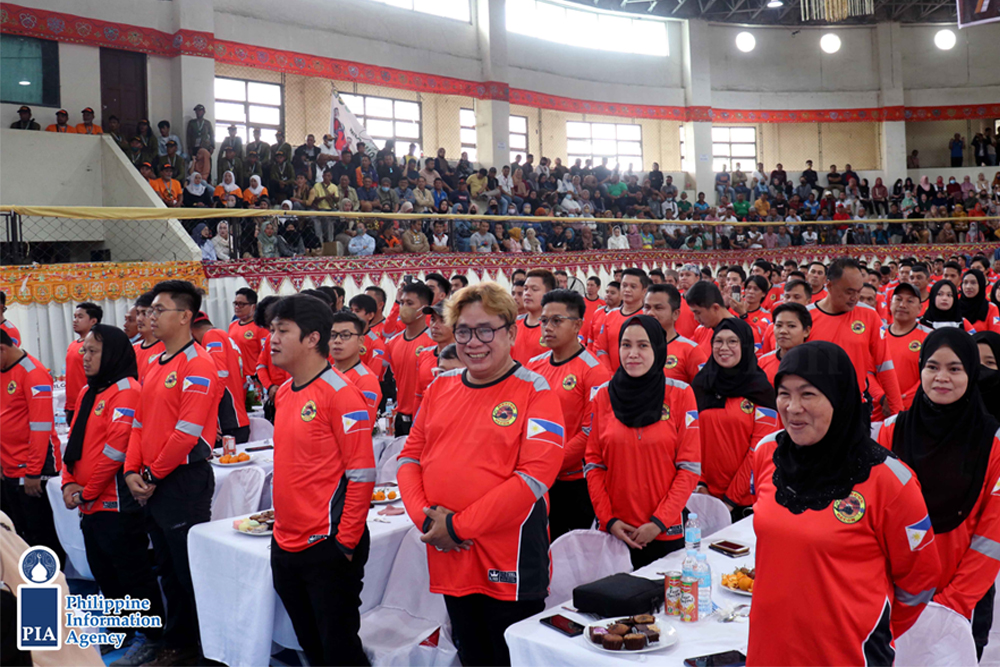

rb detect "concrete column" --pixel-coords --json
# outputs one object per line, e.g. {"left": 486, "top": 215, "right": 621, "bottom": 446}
{"left": 681, "top": 20, "right": 714, "bottom": 194}
{"left": 876, "top": 22, "right": 907, "bottom": 181}
{"left": 171, "top": 0, "right": 216, "bottom": 159}
{"left": 474, "top": 0, "right": 510, "bottom": 167}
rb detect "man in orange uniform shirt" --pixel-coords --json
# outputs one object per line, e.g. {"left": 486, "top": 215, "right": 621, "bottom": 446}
{"left": 512, "top": 269, "right": 554, "bottom": 365}
{"left": 883, "top": 283, "right": 932, "bottom": 409}
{"left": 364, "top": 286, "right": 389, "bottom": 339}
{"left": 593, "top": 268, "right": 649, "bottom": 371}
{"left": 330, "top": 311, "right": 382, "bottom": 422}
{"left": 0, "top": 329, "right": 64, "bottom": 562}
{"left": 415, "top": 302, "right": 455, "bottom": 411}
{"left": 229, "top": 287, "right": 268, "bottom": 380}
{"left": 66, "top": 302, "right": 102, "bottom": 424}
{"left": 384, "top": 281, "right": 434, "bottom": 435}
{"left": 124, "top": 280, "right": 221, "bottom": 665}
{"left": 348, "top": 294, "right": 388, "bottom": 382}
{"left": 643, "top": 284, "right": 708, "bottom": 384}
{"left": 0, "top": 291, "right": 20, "bottom": 347}
{"left": 581, "top": 276, "right": 606, "bottom": 341}
{"left": 673, "top": 264, "right": 700, "bottom": 338}
{"left": 253, "top": 296, "right": 288, "bottom": 409}
{"left": 193, "top": 313, "right": 250, "bottom": 442}
{"left": 45, "top": 108, "right": 76, "bottom": 133}
{"left": 806, "top": 261, "right": 828, "bottom": 303}
{"left": 398, "top": 283, "right": 563, "bottom": 667}
{"left": 807, "top": 257, "right": 903, "bottom": 419}
{"left": 269, "top": 294, "right": 375, "bottom": 666}
{"left": 585, "top": 281, "right": 620, "bottom": 347}
{"left": 132, "top": 291, "right": 165, "bottom": 384}
{"left": 528, "top": 289, "right": 609, "bottom": 539}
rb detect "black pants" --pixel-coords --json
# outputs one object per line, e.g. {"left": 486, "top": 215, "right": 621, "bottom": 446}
{"left": 81, "top": 510, "right": 165, "bottom": 641}
{"left": 548, "top": 479, "right": 595, "bottom": 541}
{"left": 65, "top": 409, "right": 74, "bottom": 426}
{"left": 952, "top": 156, "right": 964, "bottom": 167}
{"left": 272, "top": 529, "right": 371, "bottom": 667}
{"left": 395, "top": 413, "right": 413, "bottom": 437}
{"left": 444, "top": 594, "right": 545, "bottom": 667}
{"left": 145, "top": 461, "right": 213, "bottom": 651}
{"left": 629, "top": 538, "right": 684, "bottom": 570}
{"left": 973, "top": 584, "right": 995, "bottom": 661}
{"left": 222, "top": 424, "right": 250, "bottom": 444}
{"left": 0, "top": 477, "right": 65, "bottom": 565}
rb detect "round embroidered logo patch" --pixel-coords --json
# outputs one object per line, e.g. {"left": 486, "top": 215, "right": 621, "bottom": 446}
{"left": 492, "top": 401, "right": 518, "bottom": 427}
{"left": 94, "top": 400, "right": 105, "bottom": 416}
{"left": 851, "top": 320, "right": 866, "bottom": 335}
{"left": 562, "top": 374, "right": 578, "bottom": 391}
{"left": 908, "top": 340, "right": 921, "bottom": 353}
{"left": 833, "top": 491, "right": 866, "bottom": 524}
{"left": 664, "top": 355, "right": 679, "bottom": 369}
{"left": 6, "top": 380, "right": 16, "bottom": 394}
{"left": 740, "top": 398, "right": 754, "bottom": 414}
{"left": 661, "top": 405, "right": 671, "bottom": 421}
{"left": 301, "top": 400, "right": 317, "bottom": 422}
{"left": 164, "top": 371, "right": 177, "bottom": 388}
{"left": 244, "top": 330, "right": 254, "bottom": 339}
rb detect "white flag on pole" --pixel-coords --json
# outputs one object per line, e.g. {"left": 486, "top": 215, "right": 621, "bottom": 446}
{"left": 329, "top": 89, "right": 378, "bottom": 161}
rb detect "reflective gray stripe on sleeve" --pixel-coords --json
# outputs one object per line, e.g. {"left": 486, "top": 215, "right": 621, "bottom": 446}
{"left": 256, "top": 364, "right": 267, "bottom": 371}
{"left": 883, "top": 457, "right": 912, "bottom": 486}
{"left": 971, "top": 535, "right": 1000, "bottom": 561}
{"left": 877, "top": 360, "right": 895, "bottom": 372}
{"left": 132, "top": 419, "right": 142, "bottom": 429}
{"left": 894, "top": 585, "right": 935, "bottom": 606}
{"left": 516, "top": 471, "right": 548, "bottom": 500}
{"left": 398, "top": 457, "right": 421, "bottom": 468}
{"left": 583, "top": 462, "right": 607, "bottom": 478}
{"left": 218, "top": 370, "right": 229, "bottom": 378}
{"left": 345, "top": 468, "right": 376, "bottom": 483}
{"left": 677, "top": 461, "right": 702, "bottom": 475}
{"left": 29, "top": 422, "right": 52, "bottom": 431}
{"left": 175, "top": 420, "right": 201, "bottom": 436}
{"left": 102, "top": 444, "right": 126, "bottom": 462}
{"left": 116, "top": 378, "right": 131, "bottom": 391}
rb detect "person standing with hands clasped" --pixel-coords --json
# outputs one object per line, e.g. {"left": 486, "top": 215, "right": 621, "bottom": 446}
{"left": 878, "top": 328, "right": 1000, "bottom": 660}
{"left": 397, "top": 283, "right": 563, "bottom": 667}
{"left": 585, "top": 315, "right": 701, "bottom": 569}
{"left": 747, "top": 342, "right": 940, "bottom": 666}
{"left": 269, "top": 295, "right": 376, "bottom": 667}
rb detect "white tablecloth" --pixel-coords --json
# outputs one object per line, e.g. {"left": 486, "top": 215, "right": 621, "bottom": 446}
{"left": 505, "top": 517, "right": 757, "bottom": 666}
{"left": 189, "top": 505, "right": 413, "bottom": 667}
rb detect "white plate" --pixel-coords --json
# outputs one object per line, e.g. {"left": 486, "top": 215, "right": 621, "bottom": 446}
{"left": 371, "top": 485, "right": 402, "bottom": 505}
{"left": 211, "top": 453, "right": 253, "bottom": 467}
{"left": 580, "top": 616, "right": 678, "bottom": 655}
{"left": 233, "top": 527, "right": 272, "bottom": 537}
{"left": 720, "top": 583, "right": 753, "bottom": 597}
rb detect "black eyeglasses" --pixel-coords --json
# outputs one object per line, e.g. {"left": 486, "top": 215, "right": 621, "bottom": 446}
{"left": 330, "top": 331, "right": 361, "bottom": 341}
{"left": 233, "top": 301, "right": 251, "bottom": 308}
{"left": 454, "top": 324, "right": 510, "bottom": 344}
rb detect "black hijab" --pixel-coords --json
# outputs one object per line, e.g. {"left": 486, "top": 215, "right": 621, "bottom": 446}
{"left": 772, "top": 342, "right": 889, "bottom": 514}
{"left": 919, "top": 280, "right": 962, "bottom": 328}
{"left": 958, "top": 269, "right": 989, "bottom": 325}
{"left": 608, "top": 315, "right": 666, "bottom": 428}
{"left": 692, "top": 317, "right": 776, "bottom": 412}
{"left": 974, "top": 331, "right": 1000, "bottom": 421}
{"left": 893, "top": 328, "right": 998, "bottom": 533}
{"left": 64, "top": 325, "right": 138, "bottom": 469}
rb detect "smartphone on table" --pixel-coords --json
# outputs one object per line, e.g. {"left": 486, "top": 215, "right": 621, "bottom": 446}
{"left": 683, "top": 649, "right": 747, "bottom": 666}
{"left": 710, "top": 540, "right": 751, "bottom": 557}
{"left": 539, "top": 614, "right": 584, "bottom": 637}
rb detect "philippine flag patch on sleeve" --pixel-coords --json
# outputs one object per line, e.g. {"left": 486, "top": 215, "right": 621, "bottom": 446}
{"left": 526, "top": 418, "right": 564, "bottom": 448}
{"left": 905, "top": 515, "right": 935, "bottom": 551}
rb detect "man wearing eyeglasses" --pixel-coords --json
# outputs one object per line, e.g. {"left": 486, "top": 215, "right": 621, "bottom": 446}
{"left": 228, "top": 287, "right": 268, "bottom": 380}
{"left": 329, "top": 312, "right": 382, "bottom": 422}
{"left": 384, "top": 282, "right": 434, "bottom": 436}
{"left": 527, "top": 289, "right": 609, "bottom": 540}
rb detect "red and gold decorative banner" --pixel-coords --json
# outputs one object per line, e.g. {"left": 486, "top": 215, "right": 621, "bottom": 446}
{"left": 2, "top": 3, "right": 996, "bottom": 123}
{"left": 1, "top": 261, "right": 207, "bottom": 306}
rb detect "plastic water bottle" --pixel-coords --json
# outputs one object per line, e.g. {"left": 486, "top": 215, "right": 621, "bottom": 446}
{"left": 695, "top": 553, "right": 713, "bottom": 616}
{"left": 384, "top": 399, "right": 396, "bottom": 437}
{"left": 685, "top": 513, "right": 702, "bottom": 551}
{"left": 681, "top": 549, "right": 697, "bottom": 580}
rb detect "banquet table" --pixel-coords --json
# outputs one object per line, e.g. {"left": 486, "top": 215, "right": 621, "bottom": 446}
{"left": 505, "top": 517, "right": 756, "bottom": 666}
{"left": 189, "top": 504, "right": 413, "bottom": 667}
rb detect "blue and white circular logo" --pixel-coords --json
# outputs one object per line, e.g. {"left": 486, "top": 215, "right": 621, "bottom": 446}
{"left": 18, "top": 546, "right": 59, "bottom": 585}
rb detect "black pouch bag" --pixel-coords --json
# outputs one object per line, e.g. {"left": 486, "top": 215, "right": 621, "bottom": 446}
{"left": 573, "top": 573, "right": 665, "bottom": 618}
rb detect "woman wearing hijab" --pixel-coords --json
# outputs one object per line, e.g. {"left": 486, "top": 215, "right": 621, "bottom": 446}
{"left": 960, "top": 269, "right": 1000, "bottom": 333}
{"left": 919, "top": 280, "right": 975, "bottom": 332}
{"left": 691, "top": 318, "right": 777, "bottom": 517}
{"left": 626, "top": 224, "right": 642, "bottom": 250}
{"left": 183, "top": 172, "right": 212, "bottom": 208}
{"left": 607, "top": 225, "right": 629, "bottom": 250}
{"left": 191, "top": 222, "right": 217, "bottom": 261}
{"left": 243, "top": 174, "right": 268, "bottom": 207}
{"left": 191, "top": 147, "right": 212, "bottom": 184}
{"left": 747, "top": 342, "right": 940, "bottom": 666}
{"left": 212, "top": 220, "right": 232, "bottom": 261}
{"left": 522, "top": 226, "right": 542, "bottom": 253}
{"left": 213, "top": 170, "right": 242, "bottom": 203}
{"left": 916, "top": 175, "right": 934, "bottom": 201}
{"left": 61, "top": 325, "right": 166, "bottom": 663}
{"left": 278, "top": 219, "right": 305, "bottom": 257}
{"left": 585, "top": 316, "right": 701, "bottom": 568}
{"left": 975, "top": 332, "right": 1000, "bottom": 421}
{"left": 878, "top": 329, "right": 1000, "bottom": 660}
{"left": 258, "top": 221, "right": 279, "bottom": 258}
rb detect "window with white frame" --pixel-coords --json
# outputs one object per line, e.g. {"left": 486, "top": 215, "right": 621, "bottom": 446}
{"left": 507, "top": 0, "right": 668, "bottom": 57}
{"left": 711, "top": 126, "right": 757, "bottom": 173}
{"left": 566, "top": 121, "right": 643, "bottom": 172}
{"left": 339, "top": 93, "right": 422, "bottom": 157}
{"left": 367, "top": 0, "right": 470, "bottom": 22}
{"left": 214, "top": 77, "right": 283, "bottom": 146}
{"left": 509, "top": 114, "right": 528, "bottom": 165}
{"left": 460, "top": 108, "right": 477, "bottom": 163}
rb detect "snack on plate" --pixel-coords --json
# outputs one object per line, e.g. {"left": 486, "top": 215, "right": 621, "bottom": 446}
{"left": 601, "top": 634, "right": 624, "bottom": 651}
{"left": 387, "top": 490, "right": 397, "bottom": 500}
{"left": 372, "top": 490, "right": 386, "bottom": 501}
{"left": 594, "top": 618, "right": 662, "bottom": 651}
{"left": 237, "top": 452, "right": 250, "bottom": 462}
{"left": 722, "top": 567, "right": 755, "bottom": 592}
{"left": 623, "top": 634, "right": 647, "bottom": 651}
{"left": 633, "top": 614, "right": 655, "bottom": 625}
{"left": 589, "top": 627, "right": 607, "bottom": 644}
{"left": 607, "top": 624, "right": 630, "bottom": 637}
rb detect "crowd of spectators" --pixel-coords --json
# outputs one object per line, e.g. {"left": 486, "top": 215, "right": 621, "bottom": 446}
{"left": 11, "top": 105, "right": 1000, "bottom": 260}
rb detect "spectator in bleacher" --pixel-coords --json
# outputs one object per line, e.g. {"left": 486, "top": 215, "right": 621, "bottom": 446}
{"left": 134, "top": 119, "right": 156, "bottom": 162}
{"left": 74, "top": 107, "right": 102, "bottom": 135}
{"left": 289, "top": 174, "right": 313, "bottom": 210}
{"left": 326, "top": 149, "right": 352, "bottom": 185}
{"left": 826, "top": 164, "right": 844, "bottom": 193}
{"left": 375, "top": 220, "right": 403, "bottom": 255}
{"left": 949, "top": 132, "right": 966, "bottom": 167}
{"left": 191, "top": 222, "right": 217, "bottom": 260}
{"left": 219, "top": 124, "right": 243, "bottom": 160}
{"left": 213, "top": 221, "right": 232, "bottom": 261}
{"left": 309, "top": 169, "right": 338, "bottom": 212}
{"left": 192, "top": 146, "right": 213, "bottom": 184}
{"left": 413, "top": 177, "right": 434, "bottom": 213}
{"left": 269, "top": 150, "right": 295, "bottom": 201}
{"left": 217, "top": 145, "right": 243, "bottom": 187}
{"left": 770, "top": 163, "right": 787, "bottom": 186}
{"left": 126, "top": 136, "right": 146, "bottom": 169}
{"left": 46, "top": 109, "right": 75, "bottom": 133}
{"left": 246, "top": 127, "right": 270, "bottom": 165}
{"left": 801, "top": 159, "right": 818, "bottom": 191}
{"left": 270, "top": 130, "right": 291, "bottom": 166}
{"left": 151, "top": 163, "right": 182, "bottom": 208}
{"left": 356, "top": 175, "right": 379, "bottom": 211}
{"left": 293, "top": 134, "right": 320, "bottom": 182}
{"left": 10, "top": 105, "right": 39, "bottom": 130}
{"left": 375, "top": 177, "right": 400, "bottom": 212}
{"left": 337, "top": 174, "right": 359, "bottom": 211}
{"left": 185, "top": 104, "right": 213, "bottom": 157}
{"left": 395, "top": 177, "right": 415, "bottom": 208}
{"left": 139, "top": 161, "right": 155, "bottom": 183}
{"left": 155, "top": 120, "right": 182, "bottom": 157}
{"left": 183, "top": 172, "right": 212, "bottom": 208}
{"left": 104, "top": 115, "right": 126, "bottom": 150}
{"left": 259, "top": 221, "right": 279, "bottom": 258}
{"left": 354, "top": 154, "right": 377, "bottom": 188}
{"left": 317, "top": 134, "right": 338, "bottom": 174}
{"left": 402, "top": 218, "right": 430, "bottom": 254}
{"left": 378, "top": 154, "right": 403, "bottom": 188}
{"left": 244, "top": 175, "right": 268, "bottom": 208}
{"left": 214, "top": 170, "right": 243, "bottom": 203}
{"left": 158, "top": 140, "right": 186, "bottom": 181}
{"left": 419, "top": 158, "right": 444, "bottom": 190}
{"left": 907, "top": 149, "right": 920, "bottom": 169}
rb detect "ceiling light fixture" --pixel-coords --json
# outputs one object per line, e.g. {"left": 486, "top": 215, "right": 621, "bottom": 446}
{"left": 736, "top": 32, "right": 756, "bottom": 52}
{"left": 934, "top": 29, "right": 956, "bottom": 50}
{"left": 820, "top": 33, "right": 841, "bottom": 54}
{"left": 767, "top": 0, "right": 783, "bottom": 7}
{"left": 18, "top": 80, "right": 30, "bottom": 86}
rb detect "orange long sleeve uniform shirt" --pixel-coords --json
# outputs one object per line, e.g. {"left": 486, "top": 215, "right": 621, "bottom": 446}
{"left": 593, "top": 307, "right": 644, "bottom": 371}
{"left": 360, "top": 329, "right": 388, "bottom": 381}
{"left": 527, "top": 348, "right": 610, "bottom": 481}
{"left": 228, "top": 320, "right": 268, "bottom": 380}
{"left": 62, "top": 379, "right": 140, "bottom": 512}
{"left": 342, "top": 362, "right": 382, "bottom": 422}
{"left": 1, "top": 353, "right": 60, "bottom": 478}
{"left": 133, "top": 340, "right": 165, "bottom": 385}
{"left": 581, "top": 298, "right": 606, "bottom": 345}
{"left": 806, "top": 303, "right": 903, "bottom": 413}
{"left": 255, "top": 335, "right": 289, "bottom": 392}
{"left": 414, "top": 347, "right": 439, "bottom": 412}
{"left": 512, "top": 314, "right": 547, "bottom": 365}
{"left": 272, "top": 366, "right": 375, "bottom": 554}
{"left": 584, "top": 378, "right": 701, "bottom": 541}
{"left": 384, "top": 328, "right": 434, "bottom": 416}
{"left": 382, "top": 302, "right": 404, "bottom": 339}
{"left": 747, "top": 435, "right": 941, "bottom": 666}
{"left": 664, "top": 334, "right": 708, "bottom": 385}
{"left": 699, "top": 396, "right": 779, "bottom": 506}
{"left": 64, "top": 339, "right": 86, "bottom": 412}
{"left": 202, "top": 329, "right": 249, "bottom": 431}
{"left": 125, "top": 342, "right": 221, "bottom": 482}
{"left": 883, "top": 323, "right": 933, "bottom": 409}
{"left": 584, "top": 306, "right": 610, "bottom": 347}
{"left": 674, "top": 299, "right": 698, "bottom": 338}
{"left": 877, "top": 419, "right": 1000, "bottom": 619}
{"left": 397, "top": 365, "right": 564, "bottom": 601}
{"left": 2, "top": 320, "right": 21, "bottom": 347}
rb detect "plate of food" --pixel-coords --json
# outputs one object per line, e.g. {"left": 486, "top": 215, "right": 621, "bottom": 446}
{"left": 233, "top": 511, "right": 274, "bottom": 536}
{"left": 372, "top": 484, "right": 401, "bottom": 504}
{"left": 581, "top": 614, "right": 678, "bottom": 655}
{"left": 212, "top": 452, "right": 252, "bottom": 466}
{"left": 721, "top": 567, "right": 754, "bottom": 596}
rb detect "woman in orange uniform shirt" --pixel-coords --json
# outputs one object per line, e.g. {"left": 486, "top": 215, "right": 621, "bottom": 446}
{"left": 879, "top": 328, "right": 1000, "bottom": 660}
{"left": 691, "top": 318, "right": 777, "bottom": 517}
{"left": 748, "top": 342, "right": 940, "bottom": 666}
{"left": 585, "top": 315, "right": 701, "bottom": 569}
{"left": 961, "top": 269, "right": 1000, "bottom": 333}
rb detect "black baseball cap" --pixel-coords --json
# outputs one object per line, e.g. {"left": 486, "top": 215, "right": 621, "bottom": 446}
{"left": 892, "top": 283, "right": 920, "bottom": 300}
{"left": 17, "top": 105, "right": 31, "bottom": 113}
{"left": 194, "top": 104, "right": 205, "bottom": 111}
